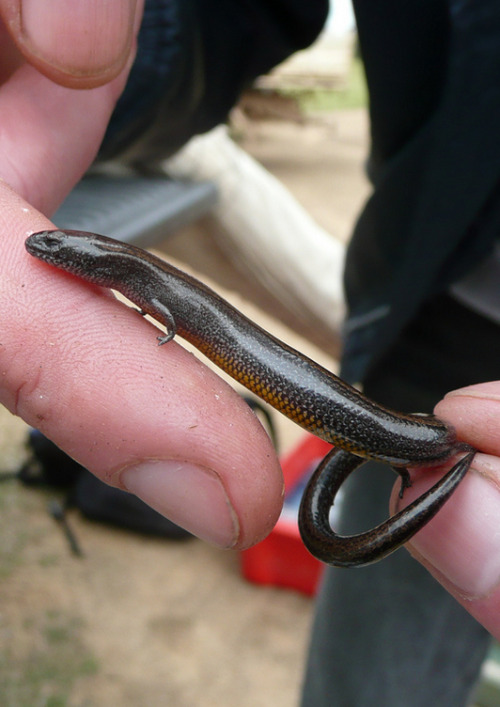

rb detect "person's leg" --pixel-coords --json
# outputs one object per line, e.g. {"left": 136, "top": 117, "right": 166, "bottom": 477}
{"left": 301, "top": 464, "right": 488, "bottom": 706}
{"left": 301, "top": 295, "right": 496, "bottom": 706}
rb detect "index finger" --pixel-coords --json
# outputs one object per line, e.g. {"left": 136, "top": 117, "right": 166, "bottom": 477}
{"left": 1, "top": 185, "right": 284, "bottom": 549}
{"left": 436, "top": 382, "right": 500, "bottom": 455}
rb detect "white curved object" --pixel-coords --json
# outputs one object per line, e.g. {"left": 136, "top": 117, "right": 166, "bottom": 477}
{"left": 166, "top": 126, "right": 346, "bottom": 334}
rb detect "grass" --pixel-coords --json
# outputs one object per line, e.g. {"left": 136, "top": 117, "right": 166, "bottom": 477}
{"left": 0, "top": 610, "right": 99, "bottom": 707}
{"left": 0, "top": 482, "right": 33, "bottom": 579}
{"left": 0, "top": 478, "right": 99, "bottom": 706}
{"left": 288, "top": 58, "right": 368, "bottom": 113}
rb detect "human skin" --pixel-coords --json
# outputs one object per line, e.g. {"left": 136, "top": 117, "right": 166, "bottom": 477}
{"left": 392, "top": 384, "right": 500, "bottom": 641}
{"left": 0, "top": 0, "right": 283, "bottom": 551}
{"left": 1, "top": 1, "right": 500, "bottom": 640}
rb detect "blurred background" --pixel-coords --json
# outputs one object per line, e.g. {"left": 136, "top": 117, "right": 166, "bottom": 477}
{"left": 1, "top": 3, "right": 498, "bottom": 705}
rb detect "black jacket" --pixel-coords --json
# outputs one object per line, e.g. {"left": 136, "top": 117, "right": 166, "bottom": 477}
{"left": 101, "top": 0, "right": 500, "bottom": 383}
{"left": 100, "top": 0, "right": 329, "bottom": 160}
{"left": 343, "top": 0, "right": 500, "bottom": 381}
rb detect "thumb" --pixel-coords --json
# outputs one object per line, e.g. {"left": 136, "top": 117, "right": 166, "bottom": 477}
{"left": 1, "top": 184, "right": 284, "bottom": 549}
{"left": 0, "top": 0, "right": 143, "bottom": 87}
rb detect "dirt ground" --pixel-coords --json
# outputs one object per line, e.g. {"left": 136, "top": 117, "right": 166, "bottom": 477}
{"left": 0, "top": 109, "right": 370, "bottom": 706}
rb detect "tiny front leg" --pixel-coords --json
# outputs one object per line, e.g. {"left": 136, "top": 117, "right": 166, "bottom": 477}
{"left": 149, "top": 297, "right": 177, "bottom": 345}
{"left": 157, "top": 331, "right": 175, "bottom": 345}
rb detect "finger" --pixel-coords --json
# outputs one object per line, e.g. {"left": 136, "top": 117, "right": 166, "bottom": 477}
{"left": 0, "top": 20, "right": 24, "bottom": 84}
{"left": 0, "top": 62, "right": 129, "bottom": 214}
{"left": 393, "top": 453, "right": 500, "bottom": 640}
{"left": 1, "top": 185, "right": 284, "bottom": 549}
{"left": 435, "top": 381, "right": 500, "bottom": 455}
{"left": 0, "top": 0, "right": 143, "bottom": 88}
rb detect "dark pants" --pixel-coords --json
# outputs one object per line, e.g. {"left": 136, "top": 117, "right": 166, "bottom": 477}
{"left": 301, "top": 295, "right": 496, "bottom": 706}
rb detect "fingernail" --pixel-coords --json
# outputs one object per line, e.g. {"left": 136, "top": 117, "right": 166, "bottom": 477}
{"left": 408, "top": 466, "right": 500, "bottom": 598}
{"left": 120, "top": 460, "right": 240, "bottom": 549}
{"left": 445, "top": 384, "right": 500, "bottom": 401}
{"left": 19, "top": 0, "right": 136, "bottom": 75}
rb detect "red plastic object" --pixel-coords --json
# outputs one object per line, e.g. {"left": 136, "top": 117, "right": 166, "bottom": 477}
{"left": 240, "top": 434, "right": 332, "bottom": 595}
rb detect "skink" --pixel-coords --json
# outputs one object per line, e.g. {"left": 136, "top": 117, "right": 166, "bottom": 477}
{"left": 25, "top": 230, "right": 475, "bottom": 567}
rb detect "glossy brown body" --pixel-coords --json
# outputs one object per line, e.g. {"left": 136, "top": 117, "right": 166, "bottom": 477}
{"left": 25, "top": 230, "right": 475, "bottom": 566}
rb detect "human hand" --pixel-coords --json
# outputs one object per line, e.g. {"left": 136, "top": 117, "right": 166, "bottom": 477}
{"left": 395, "top": 383, "right": 500, "bottom": 640}
{"left": 0, "top": 0, "right": 144, "bottom": 214}
{"left": 0, "top": 0, "right": 284, "bottom": 550}
{"left": 0, "top": 0, "right": 143, "bottom": 89}
{"left": 4, "top": 190, "right": 283, "bottom": 550}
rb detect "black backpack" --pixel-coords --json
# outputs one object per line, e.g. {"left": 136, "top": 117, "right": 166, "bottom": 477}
{"left": 8, "top": 429, "right": 192, "bottom": 556}
{"left": 4, "top": 399, "right": 276, "bottom": 556}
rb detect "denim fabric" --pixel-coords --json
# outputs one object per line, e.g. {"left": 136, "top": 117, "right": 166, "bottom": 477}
{"left": 301, "top": 295, "right": 495, "bottom": 706}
